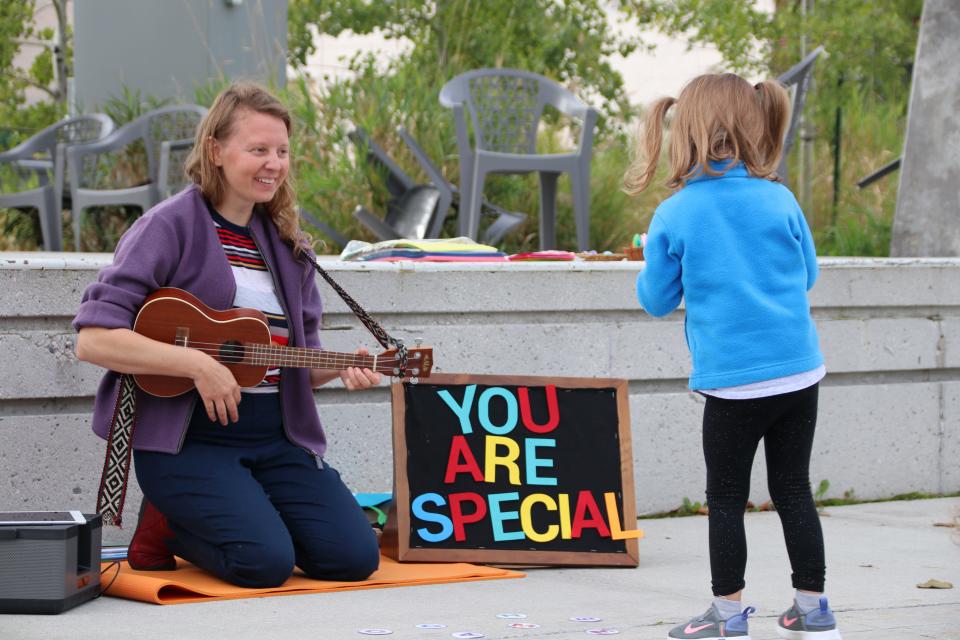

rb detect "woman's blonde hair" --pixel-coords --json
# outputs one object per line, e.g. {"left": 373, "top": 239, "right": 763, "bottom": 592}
{"left": 185, "top": 81, "right": 310, "bottom": 253}
{"left": 623, "top": 73, "right": 791, "bottom": 195}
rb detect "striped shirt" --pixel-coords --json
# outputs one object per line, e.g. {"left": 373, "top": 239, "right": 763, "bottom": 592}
{"left": 210, "top": 208, "right": 288, "bottom": 394}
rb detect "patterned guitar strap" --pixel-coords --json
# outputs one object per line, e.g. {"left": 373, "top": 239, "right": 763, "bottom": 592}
{"left": 300, "top": 252, "right": 408, "bottom": 373}
{"left": 96, "top": 252, "right": 408, "bottom": 527}
{"left": 96, "top": 373, "right": 138, "bottom": 527}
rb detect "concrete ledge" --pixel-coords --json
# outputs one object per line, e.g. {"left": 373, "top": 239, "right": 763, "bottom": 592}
{"left": 2, "top": 254, "right": 959, "bottom": 543}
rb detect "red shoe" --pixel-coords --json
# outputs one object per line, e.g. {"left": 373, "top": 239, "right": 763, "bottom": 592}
{"left": 127, "top": 499, "right": 177, "bottom": 571}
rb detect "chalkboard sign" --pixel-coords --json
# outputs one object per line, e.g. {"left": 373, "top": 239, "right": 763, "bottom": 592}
{"left": 382, "top": 373, "right": 641, "bottom": 566}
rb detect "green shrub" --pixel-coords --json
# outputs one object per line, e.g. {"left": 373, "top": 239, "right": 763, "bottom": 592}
{"left": 806, "top": 90, "right": 904, "bottom": 257}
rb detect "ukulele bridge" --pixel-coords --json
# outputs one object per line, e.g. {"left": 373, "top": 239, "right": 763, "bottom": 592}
{"left": 175, "top": 327, "right": 189, "bottom": 347}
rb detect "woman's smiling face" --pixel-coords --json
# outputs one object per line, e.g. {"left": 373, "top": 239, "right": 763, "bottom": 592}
{"left": 211, "top": 108, "right": 289, "bottom": 220}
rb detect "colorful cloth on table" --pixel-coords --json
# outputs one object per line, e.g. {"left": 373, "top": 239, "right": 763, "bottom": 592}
{"left": 358, "top": 249, "right": 507, "bottom": 262}
{"left": 340, "top": 237, "right": 505, "bottom": 262}
{"left": 508, "top": 250, "right": 576, "bottom": 261}
{"left": 365, "top": 255, "right": 508, "bottom": 262}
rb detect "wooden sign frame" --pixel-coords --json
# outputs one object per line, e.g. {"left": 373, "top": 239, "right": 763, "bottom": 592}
{"left": 382, "top": 373, "right": 640, "bottom": 566}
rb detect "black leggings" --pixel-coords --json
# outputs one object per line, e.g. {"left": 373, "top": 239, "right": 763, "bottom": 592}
{"left": 702, "top": 383, "right": 825, "bottom": 596}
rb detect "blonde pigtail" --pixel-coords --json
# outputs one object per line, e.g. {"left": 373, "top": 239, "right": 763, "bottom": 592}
{"left": 754, "top": 79, "right": 791, "bottom": 176}
{"left": 623, "top": 96, "right": 676, "bottom": 196}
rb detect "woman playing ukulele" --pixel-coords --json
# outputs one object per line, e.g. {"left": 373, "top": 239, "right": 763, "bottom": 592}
{"left": 74, "top": 82, "right": 381, "bottom": 587}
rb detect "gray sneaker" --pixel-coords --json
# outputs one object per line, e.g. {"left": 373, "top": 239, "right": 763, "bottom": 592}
{"left": 668, "top": 603, "right": 754, "bottom": 639}
{"left": 776, "top": 597, "right": 842, "bottom": 639}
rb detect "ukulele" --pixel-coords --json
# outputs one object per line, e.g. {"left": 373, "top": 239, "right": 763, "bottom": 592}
{"left": 132, "top": 287, "right": 433, "bottom": 397}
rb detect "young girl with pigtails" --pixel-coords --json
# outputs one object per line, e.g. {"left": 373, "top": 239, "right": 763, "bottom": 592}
{"left": 626, "top": 73, "right": 841, "bottom": 640}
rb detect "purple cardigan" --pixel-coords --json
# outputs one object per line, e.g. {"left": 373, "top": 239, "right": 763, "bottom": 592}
{"left": 73, "top": 185, "right": 327, "bottom": 455}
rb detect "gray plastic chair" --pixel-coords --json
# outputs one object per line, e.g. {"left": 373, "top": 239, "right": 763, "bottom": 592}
{"left": 0, "top": 114, "right": 115, "bottom": 251}
{"left": 350, "top": 126, "right": 526, "bottom": 245}
{"left": 777, "top": 46, "right": 825, "bottom": 185}
{"left": 156, "top": 137, "right": 199, "bottom": 201}
{"left": 440, "top": 68, "right": 597, "bottom": 250}
{"left": 67, "top": 104, "right": 207, "bottom": 250}
{"left": 350, "top": 127, "right": 449, "bottom": 242}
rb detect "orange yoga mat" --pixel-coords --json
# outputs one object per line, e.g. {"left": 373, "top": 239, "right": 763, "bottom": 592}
{"left": 101, "top": 555, "right": 524, "bottom": 605}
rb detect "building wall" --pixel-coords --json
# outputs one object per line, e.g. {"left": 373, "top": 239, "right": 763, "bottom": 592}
{"left": 1, "top": 255, "right": 958, "bottom": 543}
{"left": 892, "top": 0, "right": 960, "bottom": 256}
{"left": 73, "top": 0, "right": 287, "bottom": 111}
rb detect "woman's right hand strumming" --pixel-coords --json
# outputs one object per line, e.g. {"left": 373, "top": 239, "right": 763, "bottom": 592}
{"left": 191, "top": 354, "right": 242, "bottom": 425}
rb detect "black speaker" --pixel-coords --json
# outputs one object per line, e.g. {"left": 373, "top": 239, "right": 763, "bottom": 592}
{"left": 0, "top": 513, "right": 102, "bottom": 614}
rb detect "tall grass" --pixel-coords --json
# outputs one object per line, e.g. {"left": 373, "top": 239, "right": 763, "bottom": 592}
{"left": 802, "top": 90, "right": 905, "bottom": 256}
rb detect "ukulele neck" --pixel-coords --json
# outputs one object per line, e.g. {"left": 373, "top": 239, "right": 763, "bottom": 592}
{"left": 248, "top": 344, "right": 376, "bottom": 371}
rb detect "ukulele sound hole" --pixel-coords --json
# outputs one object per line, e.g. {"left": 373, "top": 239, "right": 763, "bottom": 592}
{"left": 219, "top": 340, "right": 245, "bottom": 364}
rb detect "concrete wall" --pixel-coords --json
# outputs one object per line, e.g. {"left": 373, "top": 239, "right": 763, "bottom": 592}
{"left": 73, "top": 0, "right": 287, "bottom": 111}
{"left": 2, "top": 255, "right": 958, "bottom": 543}
{"left": 891, "top": 0, "right": 960, "bottom": 256}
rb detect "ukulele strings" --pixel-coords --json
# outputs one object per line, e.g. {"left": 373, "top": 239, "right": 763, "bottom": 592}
{"left": 160, "top": 339, "right": 411, "bottom": 366}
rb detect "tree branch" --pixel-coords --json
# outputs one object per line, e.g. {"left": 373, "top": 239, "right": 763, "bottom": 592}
{"left": 8, "top": 69, "right": 59, "bottom": 100}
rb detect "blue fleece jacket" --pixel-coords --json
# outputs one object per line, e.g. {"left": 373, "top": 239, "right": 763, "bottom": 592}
{"left": 636, "top": 162, "right": 822, "bottom": 389}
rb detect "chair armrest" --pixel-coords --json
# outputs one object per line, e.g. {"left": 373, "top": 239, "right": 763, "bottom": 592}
{"left": 15, "top": 158, "right": 52, "bottom": 169}
{"left": 162, "top": 138, "right": 195, "bottom": 151}
{"left": 552, "top": 93, "right": 592, "bottom": 120}
{"left": 438, "top": 90, "right": 459, "bottom": 109}
{"left": 0, "top": 129, "right": 56, "bottom": 163}
{"left": 576, "top": 107, "right": 599, "bottom": 155}
{"left": 352, "top": 205, "right": 402, "bottom": 242}
{"left": 547, "top": 92, "right": 599, "bottom": 156}
{"left": 397, "top": 127, "right": 454, "bottom": 196}
{"left": 0, "top": 145, "right": 49, "bottom": 166}
{"left": 0, "top": 147, "right": 36, "bottom": 164}
{"left": 66, "top": 122, "right": 144, "bottom": 191}
{"left": 0, "top": 158, "right": 53, "bottom": 189}
{"left": 777, "top": 46, "right": 825, "bottom": 87}
{"left": 67, "top": 120, "right": 145, "bottom": 159}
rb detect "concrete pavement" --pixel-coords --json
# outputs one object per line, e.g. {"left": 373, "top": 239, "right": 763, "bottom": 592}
{"left": 2, "top": 497, "right": 958, "bottom": 639}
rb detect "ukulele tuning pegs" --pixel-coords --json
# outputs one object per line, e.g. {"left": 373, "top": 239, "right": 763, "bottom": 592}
{"left": 415, "top": 337, "right": 423, "bottom": 348}
{"left": 410, "top": 376, "right": 419, "bottom": 385}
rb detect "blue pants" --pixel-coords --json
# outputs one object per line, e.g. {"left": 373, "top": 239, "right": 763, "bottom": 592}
{"left": 133, "top": 393, "right": 380, "bottom": 588}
